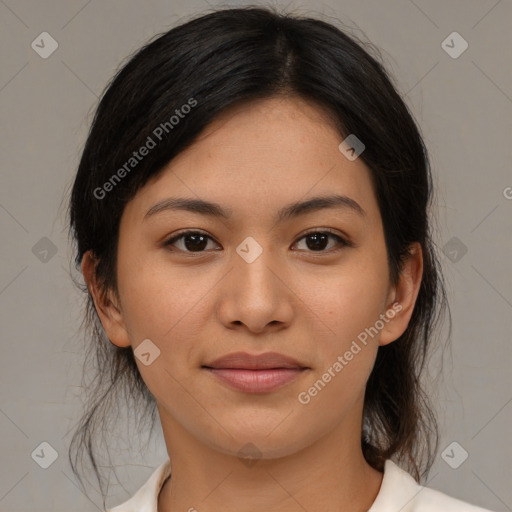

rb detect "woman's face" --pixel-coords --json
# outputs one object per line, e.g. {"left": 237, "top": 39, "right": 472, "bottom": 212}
{"left": 91, "top": 95, "right": 420, "bottom": 460}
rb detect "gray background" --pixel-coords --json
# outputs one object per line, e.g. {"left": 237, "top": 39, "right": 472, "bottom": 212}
{"left": 1, "top": 0, "right": 511, "bottom": 511}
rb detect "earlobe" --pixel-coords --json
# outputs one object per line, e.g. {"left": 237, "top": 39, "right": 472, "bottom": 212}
{"left": 379, "top": 242, "right": 423, "bottom": 347}
{"left": 81, "top": 250, "right": 131, "bottom": 348}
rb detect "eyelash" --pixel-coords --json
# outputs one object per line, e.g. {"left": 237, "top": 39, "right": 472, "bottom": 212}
{"left": 163, "top": 229, "right": 351, "bottom": 255}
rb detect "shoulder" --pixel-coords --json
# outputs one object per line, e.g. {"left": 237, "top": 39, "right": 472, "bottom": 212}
{"left": 369, "top": 460, "right": 495, "bottom": 512}
{"left": 106, "top": 459, "right": 171, "bottom": 512}
{"left": 104, "top": 457, "right": 495, "bottom": 512}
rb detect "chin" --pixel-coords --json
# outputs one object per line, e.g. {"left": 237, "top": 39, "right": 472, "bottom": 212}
{"left": 201, "top": 417, "right": 315, "bottom": 462}
{"left": 212, "top": 435, "right": 308, "bottom": 462}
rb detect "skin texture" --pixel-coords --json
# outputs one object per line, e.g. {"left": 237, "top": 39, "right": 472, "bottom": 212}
{"left": 82, "top": 95, "right": 423, "bottom": 512}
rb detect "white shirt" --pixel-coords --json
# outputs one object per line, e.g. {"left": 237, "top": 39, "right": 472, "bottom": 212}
{"left": 107, "top": 459, "right": 494, "bottom": 511}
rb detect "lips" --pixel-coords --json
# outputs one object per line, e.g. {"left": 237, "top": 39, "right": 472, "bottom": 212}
{"left": 203, "top": 351, "right": 307, "bottom": 370}
{"left": 202, "top": 352, "right": 309, "bottom": 393}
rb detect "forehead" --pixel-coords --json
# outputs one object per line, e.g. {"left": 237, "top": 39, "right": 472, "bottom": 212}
{"left": 123, "top": 96, "right": 380, "bottom": 227}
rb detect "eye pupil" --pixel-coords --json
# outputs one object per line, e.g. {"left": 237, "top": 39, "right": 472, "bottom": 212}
{"left": 306, "top": 233, "right": 329, "bottom": 251}
{"left": 184, "top": 234, "right": 208, "bottom": 251}
{"left": 166, "top": 230, "right": 345, "bottom": 255}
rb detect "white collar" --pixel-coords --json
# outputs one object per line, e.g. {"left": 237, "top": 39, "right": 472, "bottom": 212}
{"left": 108, "top": 458, "right": 492, "bottom": 511}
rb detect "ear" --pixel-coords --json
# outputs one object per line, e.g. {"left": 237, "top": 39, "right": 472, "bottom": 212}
{"left": 81, "top": 250, "right": 131, "bottom": 348}
{"left": 379, "top": 242, "right": 423, "bottom": 347}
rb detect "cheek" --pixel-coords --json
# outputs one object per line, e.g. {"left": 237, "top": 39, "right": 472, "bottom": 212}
{"left": 299, "top": 252, "right": 390, "bottom": 350}
{"left": 295, "top": 261, "right": 387, "bottom": 414}
{"left": 117, "top": 264, "right": 204, "bottom": 406}
{"left": 115, "top": 252, "right": 217, "bottom": 390}
{"left": 116, "top": 252, "right": 209, "bottom": 342}
{"left": 296, "top": 349, "right": 376, "bottom": 427}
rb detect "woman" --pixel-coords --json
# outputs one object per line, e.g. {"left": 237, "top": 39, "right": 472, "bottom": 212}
{"left": 68, "top": 6, "right": 494, "bottom": 511}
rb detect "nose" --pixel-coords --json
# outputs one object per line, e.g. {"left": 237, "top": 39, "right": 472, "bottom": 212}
{"left": 215, "top": 244, "right": 294, "bottom": 334}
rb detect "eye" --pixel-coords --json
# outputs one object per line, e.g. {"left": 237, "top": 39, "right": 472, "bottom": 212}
{"left": 163, "top": 229, "right": 350, "bottom": 254}
{"left": 292, "top": 229, "right": 349, "bottom": 253}
{"left": 163, "top": 230, "right": 220, "bottom": 253}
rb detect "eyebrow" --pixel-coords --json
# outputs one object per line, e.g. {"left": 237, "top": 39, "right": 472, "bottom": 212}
{"left": 143, "top": 194, "right": 366, "bottom": 222}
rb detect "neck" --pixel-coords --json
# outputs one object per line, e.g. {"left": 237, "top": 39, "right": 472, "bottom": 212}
{"left": 157, "top": 413, "right": 383, "bottom": 512}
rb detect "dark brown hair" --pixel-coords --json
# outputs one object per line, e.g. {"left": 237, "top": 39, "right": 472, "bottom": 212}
{"left": 67, "top": 5, "right": 449, "bottom": 506}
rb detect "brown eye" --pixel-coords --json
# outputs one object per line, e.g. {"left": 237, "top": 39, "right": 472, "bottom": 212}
{"left": 164, "top": 229, "right": 350, "bottom": 255}
{"left": 164, "top": 231, "right": 219, "bottom": 253}
{"left": 293, "top": 231, "right": 349, "bottom": 252}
